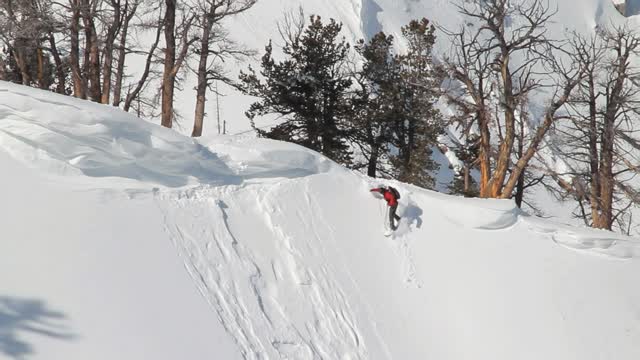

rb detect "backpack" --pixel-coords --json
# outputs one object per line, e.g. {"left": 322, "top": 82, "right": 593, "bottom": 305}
{"left": 388, "top": 186, "right": 401, "bottom": 200}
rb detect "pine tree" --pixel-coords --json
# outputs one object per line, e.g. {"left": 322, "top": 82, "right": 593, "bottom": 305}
{"left": 448, "top": 134, "right": 480, "bottom": 197}
{"left": 349, "top": 19, "right": 444, "bottom": 187}
{"left": 351, "top": 32, "right": 401, "bottom": 177}
{"left": 389, "top": 18, "right": 444, "bottom": 189}
{"left": 239, "top": 15, "right": 353, "bottom": 165}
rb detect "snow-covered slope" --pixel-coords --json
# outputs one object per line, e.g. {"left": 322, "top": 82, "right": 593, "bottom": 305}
{"left": 2, "top": 81, "right": 640, "bottom": 359}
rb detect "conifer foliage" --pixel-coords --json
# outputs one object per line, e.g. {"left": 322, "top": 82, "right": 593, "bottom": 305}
{"left": 351, "top": 32, "right": 399, "bottom": 178}
{"left": 389, "top": 19, "right": 444, "bottom": 188}
{"left": 239, "top": 15, "right": 353, "bottom": 164}
{"left": 242, "top": 15, "right": 445, "bottom": 188}
{"left": 351, "top": 19, "right": 444, "bottom": 187}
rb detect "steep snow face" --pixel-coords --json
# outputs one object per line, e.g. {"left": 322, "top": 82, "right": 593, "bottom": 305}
{"left": 626, "top": 0, "right": 640, "bottom": 16}
{"left": 2, "top": 81, "right": 640, "bottom": 359}
{"left": 0, "top": 150, "right": 240, "bottom": 360}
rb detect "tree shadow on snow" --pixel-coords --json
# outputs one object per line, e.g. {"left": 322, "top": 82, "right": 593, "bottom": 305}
{"left": 0, "top": 296, "right": 75, "bottom": 359}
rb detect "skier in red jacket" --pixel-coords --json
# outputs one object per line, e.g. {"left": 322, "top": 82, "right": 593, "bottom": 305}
{"left": 370, "top": 186, "right": 401, "bottom": 231}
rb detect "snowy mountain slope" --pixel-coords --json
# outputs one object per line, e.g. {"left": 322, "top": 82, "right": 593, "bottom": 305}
{"left": 2, "top": 81, "right": 640, "bottom": 359}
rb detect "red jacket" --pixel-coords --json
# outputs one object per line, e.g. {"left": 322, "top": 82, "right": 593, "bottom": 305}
{"left": 370, "top": 188, "right": 398, "bottom": 207}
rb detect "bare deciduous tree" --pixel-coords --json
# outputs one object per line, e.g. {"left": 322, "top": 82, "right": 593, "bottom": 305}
{"left": 123, "top": 11, "right": 163, "bottom": 112}
{"left": 80, "top": 0, "right": 101, "bottom": 101}
{"left": 68, "top": 0, "right": 86, "bottom": 98}
{"left": 100, "top": 0, "right": 123, "bottom": 104}
{"left": 441, "top": 0, "right": 584, "bottom": 202}
{"left": 191, "top": 0, "right": 256, "bottom": 137}
{"left": 46, "top": 27, "right": 67, "bottom": 94}
{"left": 546, "top": 27, "right": 640, "bottom": 233}
{"left": 161, "top": 0, "right": 196, "bottom": 128}
{"left": 112, "top": 0, "right": 140, "bottom": 106}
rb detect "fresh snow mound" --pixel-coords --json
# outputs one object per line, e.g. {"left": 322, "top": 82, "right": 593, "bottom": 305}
{"left": 0, "top": 82, "right": 335, "bottom": 191}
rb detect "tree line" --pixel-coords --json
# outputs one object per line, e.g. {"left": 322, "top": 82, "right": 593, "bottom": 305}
{"left": 0, "top": 0, "right": 256, "bottom": 133}
{"left": 239, "top": 14, "right": 444, "bottom": 189}
{"left": 239, "top": 0, "right": 640, "bottom": 235}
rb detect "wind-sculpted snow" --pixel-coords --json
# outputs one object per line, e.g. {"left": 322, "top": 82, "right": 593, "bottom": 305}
{"left": 199, "top": 135, "right": 336, "bottom": 181}
{"left": 0, "top": 82, "right": 336, "bottom": 190}
{"left": 416, "top": 189, "right": 521, "bottom": 230}
{"left": 523, "top": 216, "right": 640, "bottom": 259}
{"left": 1, "top": 82, "right": 640, "bottom": 359}
{"left": 0, "top": 83, "right": 238, "bottom": 188}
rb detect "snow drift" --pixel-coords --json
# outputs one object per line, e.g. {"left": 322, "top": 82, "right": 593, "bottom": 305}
{"left": 1, "top": 80, "right": 640, "bottom": 360}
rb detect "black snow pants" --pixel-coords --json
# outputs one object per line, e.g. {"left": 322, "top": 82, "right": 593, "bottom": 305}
{"left": 389, "top": 204, "right": 401, "bottom": 230}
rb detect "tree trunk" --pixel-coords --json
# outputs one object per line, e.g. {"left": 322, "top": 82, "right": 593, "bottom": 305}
{"left": 488, "top": 58, "right": 516, "bottom": 198}
{"left": 0, "top": 55, "right": 5, "bottom": 80}
{"left": 112, "top": 24, "right": 127, "bottom": 106}
{"left": 595, "top": 81, "right": 621, "bottom": 230}
{"left": 88, "top": 34, "right": 101, "bottom": 101}
{"left": 595, "top": 117, "right": 614, "bottom": 230}
{"left": 192, "top": 14, "right": 212, "bottom": 137}
{"left": 367, "top": 142, "right": 380, "bottom": 177}
{"left": 101, "top": 0, "right": 122, "bottom": 104}
{"left": 48, "top": 32, "right": 66, "bottom": 94}
{"left": 478, "top": 109, "right": 492, "bottom": 197}
{"left": 83, "top": 7, "right": 102, "bottom": 102}
{"left": 395, "top": 122, "right": 409, "bottom": 181}
{"left": 405, "top": 121, "right": 416, "bottom": 178}
{"left": 36, "top": 47, "right": 47, "bottom": 89}
{"left": 101, "top": 50, "right": 113, "bottom": 104}
{"left": 161, "top": 0, "right": 177, "bottom": 128}
{"left": 463, "top": 165, "right": 470, "bottom": 195}
{"left": 514, "top": 112, "right": 525, "bottom": 208}
{"left": 69, "top": 0, "right": 85, "bottom": 98}
{"left": 587, "top": 73, "right": 602, "bottom": 227}
{"left": 113, "top": 1, "right": 137, "bottom": 106}
{"left": 12, "top": 48, "right": 31, "bottom": 86}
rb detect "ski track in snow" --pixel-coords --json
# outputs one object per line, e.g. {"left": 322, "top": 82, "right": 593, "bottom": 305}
{"left": 158, "top": 187, "right": 268, "bottom": 359}
{"left": 302, "top": 185, "right": 394, "bottom": 360}
{"left": 386, "top": 195, "right": 422, "bottom": 288}
{"left": 255, "top": 183, "right": 366, "bottom": 359}
{"left": 156, "top": 180, "right": 368, "bottom": 360}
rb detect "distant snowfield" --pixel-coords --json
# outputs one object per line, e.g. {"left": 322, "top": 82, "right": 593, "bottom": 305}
{"left": 1, "top": 79, "right": 640, "bottom": 359}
